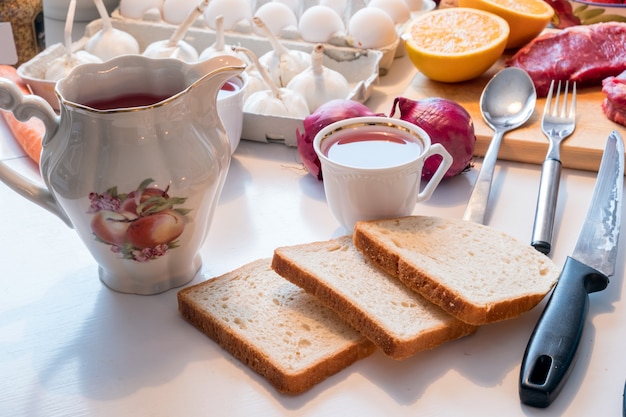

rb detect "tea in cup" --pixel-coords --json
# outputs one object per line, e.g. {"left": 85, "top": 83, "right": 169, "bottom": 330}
{"left": 313, "top": 116, "right": 453, "bottom": 230}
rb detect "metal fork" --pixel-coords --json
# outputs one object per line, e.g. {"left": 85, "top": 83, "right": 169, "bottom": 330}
{"left": 531, "top": 80, "right": 577, "bottom": 255}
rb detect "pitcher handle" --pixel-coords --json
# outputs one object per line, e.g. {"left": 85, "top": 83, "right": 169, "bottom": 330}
{"left": 0, "top": 79, "right": 58, "bottom": 140}
{"left": 0, "top": 78, "right": 71, "bottom": 227}
{"left": 416, "top": 143, "right": 453, "bottom": 203}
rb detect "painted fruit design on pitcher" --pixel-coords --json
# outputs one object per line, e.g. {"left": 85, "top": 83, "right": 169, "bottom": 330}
{"left": 88, "top": 178, "right": 190, "bottom": 262}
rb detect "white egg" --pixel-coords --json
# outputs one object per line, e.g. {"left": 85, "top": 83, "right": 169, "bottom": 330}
{"left": 272, "top": 0, "right": 298, "bottom": 14}
{"left": 319, "top": 0, "right": 347, "bottom": 16}
{"left": 204, "top": 0, "right": 252, "bottom": 30}
{"left": 162, "top": 0, "right": 198, "bottom": 24}
{"left": 298, "top": 5, "right": 345, "bottom": 43}
{"left": 253, "top": 2, "right": 297, "bottom": 36}
{"left": 119, "top": 0, "right": 163, "bottom": 19}
{"left": 368, "top": 0, "right": 411, "bottom": 24}
{"left": 404, "top": 0, "right": 425, "bottom": 11}
{"left": 348, "top": 8, "right": 397, "bottom": 49}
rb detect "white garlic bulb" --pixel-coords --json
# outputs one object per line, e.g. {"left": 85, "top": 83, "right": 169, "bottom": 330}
{"left": 142, "top": 40, "right": 198, "bottom": 62}
{"left": 286, "top": 44, "right": 350, "bottom": 113}
{"left": 46, "top": 51, "right": 102, "bottom": 81}
{"left": 45, "top": 0, "right": 102, "bottom": 81}
{"left": 199, "top": 15, "right": 239, "bottom": 60}
{"left": 236, "top": 46, "right": 309, "bottom": 118}
{"left": 244, "top": 88, "right": 309, "bottom": 118}
{"left": 144, "top": 0, "right": 208, "bottom": 62}
{"left": 84, "top": 0, "right": 140, "bottom": 60}
{"left": 254, "top": 17, "right": 310, "bottom": 88}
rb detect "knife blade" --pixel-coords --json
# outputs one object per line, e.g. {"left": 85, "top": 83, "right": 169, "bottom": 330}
{"left": 519, "top": 130, "right": 624, "bottom": 408}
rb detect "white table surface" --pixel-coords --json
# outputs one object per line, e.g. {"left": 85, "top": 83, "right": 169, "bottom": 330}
{"left": 1, "top": 52, "right": 625, "bottom": 417}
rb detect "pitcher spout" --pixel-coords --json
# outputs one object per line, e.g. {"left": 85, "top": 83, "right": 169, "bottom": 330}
{"left": 184, "top": 55, "right": 246, "bottom": 112}
{"left": 184, "top": 55, "right": 247, "bottom": 155}
{"left": 187, "top": 55, "right": 247, "bottom": 90}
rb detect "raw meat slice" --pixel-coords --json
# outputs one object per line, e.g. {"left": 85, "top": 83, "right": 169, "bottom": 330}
{"left": 506, "top": 22, "right": 626, "bottom": 97}
{"left": 601, "top": 70, "right": 626, "bottom": 127}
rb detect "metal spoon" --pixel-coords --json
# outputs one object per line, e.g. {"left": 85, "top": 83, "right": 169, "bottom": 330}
{"left": 463, "top": 67, "right": 537, "bottom": 224}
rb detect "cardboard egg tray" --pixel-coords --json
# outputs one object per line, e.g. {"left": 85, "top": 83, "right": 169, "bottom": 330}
{"left": 93, "top": 16, "right": 384, "bottom": 145}
{"left": 18, "top": 16, "right": 386, "bottom": 147}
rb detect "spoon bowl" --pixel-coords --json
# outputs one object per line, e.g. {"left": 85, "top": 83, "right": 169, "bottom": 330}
{"left": 463, "top": 67, "right": 537, "bottom": 224}
{"left": 481, "top": 67, "right": 537, "bottom": 132}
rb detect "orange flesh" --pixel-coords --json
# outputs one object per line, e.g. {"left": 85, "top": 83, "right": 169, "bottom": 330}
{"left": 487, "top": 0, "right": 551, "bottom": 14}
{"left": 410, "top": 12, "right": 506, "bottom": 53}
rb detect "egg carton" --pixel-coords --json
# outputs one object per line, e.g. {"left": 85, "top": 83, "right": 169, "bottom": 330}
{"left": 112, "top": 0, "right": 409, "bottom": 73}
{"left": 17, "top": 16, "right": 382, "bottom": 149}
{"left": 96, "top": 17, "right": 383, "bottom": 145}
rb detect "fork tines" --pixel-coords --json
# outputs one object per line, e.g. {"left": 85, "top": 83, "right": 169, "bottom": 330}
{"left": 545, "top": 80, "right": 577, "bottom": 120}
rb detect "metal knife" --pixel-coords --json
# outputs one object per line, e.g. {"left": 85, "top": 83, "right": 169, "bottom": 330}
{"left": 519, "top": 130, "right": 624, "bottom": 408}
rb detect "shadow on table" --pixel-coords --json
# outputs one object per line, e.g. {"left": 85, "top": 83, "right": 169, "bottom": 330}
{"left": 19, "top": 269, "right": 220, "bottom": 403}
{"left": 269, "top": 285, "right": 610, "bottom": 414}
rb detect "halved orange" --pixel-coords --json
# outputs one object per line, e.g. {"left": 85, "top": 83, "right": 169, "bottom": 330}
{"left": 458, "top": 0, "right": 554, "bottom": 48}
{"left": 402, "top": 8, "right": 509, "bottom": 83}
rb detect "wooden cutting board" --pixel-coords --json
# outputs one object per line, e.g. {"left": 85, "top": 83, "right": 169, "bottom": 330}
{"left": 401, "top": 57, "right": 626, "bottom": 173}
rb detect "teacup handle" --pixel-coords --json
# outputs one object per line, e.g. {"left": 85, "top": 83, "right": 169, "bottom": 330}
{"left": 0, "top": 78, "right": 71, "bottom": 226}
{"left": 416, "top": 143, "right": 453, "bottom": 203}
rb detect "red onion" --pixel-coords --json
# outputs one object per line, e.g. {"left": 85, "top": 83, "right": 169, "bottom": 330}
{"left": 296, "top": 99, "right": 383, "bottom": 180}
{"left": 390, "top": 97, "right": 475, "bottom": 180}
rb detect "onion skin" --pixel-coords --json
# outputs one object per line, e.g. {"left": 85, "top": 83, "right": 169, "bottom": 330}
{"left": 296, "top": 99, "right": 383, "bottom": 180}
{"left": 390, "top": 97, "right": 475, "bottom": 180}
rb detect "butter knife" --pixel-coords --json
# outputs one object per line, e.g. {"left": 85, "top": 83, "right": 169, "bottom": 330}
{"left": 519, "top": 130, "right": 624, "bottom": 408}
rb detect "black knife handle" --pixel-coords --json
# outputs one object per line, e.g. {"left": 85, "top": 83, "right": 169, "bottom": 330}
{"left": 519, "top": 256, "right": 609, "bottom": 408}
{"left": 623, "top": 380, "right": 625, "bottom": 417}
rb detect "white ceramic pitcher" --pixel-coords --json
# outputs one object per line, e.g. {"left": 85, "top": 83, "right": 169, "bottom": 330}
{"left": 0, "top": 54, "right": 245, "bottom": 294}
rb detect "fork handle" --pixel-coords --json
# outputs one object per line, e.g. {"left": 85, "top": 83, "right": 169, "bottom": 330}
{"left": 531, "top": 158, "right": 562, "bottom": 254}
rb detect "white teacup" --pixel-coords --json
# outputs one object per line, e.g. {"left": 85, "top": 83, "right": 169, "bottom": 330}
{"left": 217, "top": 72, "right": 248, "bottom": 154}
{"left": 313, "top": 116, "right": 453, "bottom": 230}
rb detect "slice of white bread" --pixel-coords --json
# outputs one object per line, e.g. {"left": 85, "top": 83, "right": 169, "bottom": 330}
{"left": 177, "top": 258, "right": 376, "bottom": 395}
{"left": 353, "top": 216, "right": 560, "bottom": 326}
{"left": 272, "top": 236, "right": 478, "bottom": 360}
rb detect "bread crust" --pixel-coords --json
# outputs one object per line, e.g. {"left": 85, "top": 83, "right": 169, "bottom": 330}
{"left": 177, "top": 259, "right": 375, "bottom": 395}
{"left": 396, "top": 260, "right": 547, "bottom": 325}
{"left": 354, "top": 229, "right": 479, "bottom": 322}
{"left": 272, "top": 238, "right": 477, "bottom": 360}
{"left": 353, "top": 216, "right": 559, "bottom": 326}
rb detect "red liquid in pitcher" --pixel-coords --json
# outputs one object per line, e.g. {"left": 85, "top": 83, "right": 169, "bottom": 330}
{"left": 83, "top": 93, "right": 171, "bottom": 110}
{"left": 83, "top": 81, "right": 240, "bottom": 110}
{"left": 324, "top": 130, "right": 423, "bottom": 169}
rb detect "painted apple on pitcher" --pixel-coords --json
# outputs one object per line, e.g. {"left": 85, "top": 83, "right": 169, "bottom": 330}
{"left": 89, "top": 178, "right": 190, "bottom": 262}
